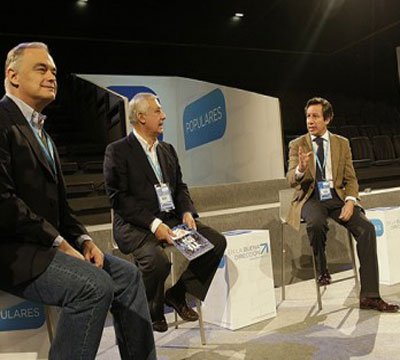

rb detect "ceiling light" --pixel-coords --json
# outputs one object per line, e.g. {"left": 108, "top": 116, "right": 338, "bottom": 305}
{"left": 235, "top": 13, "right": 244, "bottom": 18}
{"left": 76, "top": 0, "right": 88, "bottom": 7}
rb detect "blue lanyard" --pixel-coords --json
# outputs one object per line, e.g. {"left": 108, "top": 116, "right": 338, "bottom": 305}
{"left": 313, "top": 138, "right": 329, "bottom": 181}
{"left": 30, "top": 126, "right": 57, "bottom": 174}
{"left": 146, "top": 152, "right": 163, "bottom": 183}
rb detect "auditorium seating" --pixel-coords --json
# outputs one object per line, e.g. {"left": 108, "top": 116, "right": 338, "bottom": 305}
{"left": 392, "top": 134, "right": 400, "bottom": 157}
{"left": 43, "top": 75, "right": 127, "bottom": 225}
{"left": 350, "top": 135, "right": 400, "bottom": 189}
{"left": 371, "top": 135, "right": 400, "bottom": 165}
{"left": 378, "top": 124, "right": 394, "bottom": 136}
{"left": 349, "top": 136, "right": 374, "bottom": 168}
{"left": 359, "top": 125, "right": 380, "bottom": 139}
{"left": 336, "top": 125, "right": 359, "bottom": 139}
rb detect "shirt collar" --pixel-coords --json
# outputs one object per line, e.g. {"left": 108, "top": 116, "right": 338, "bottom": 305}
{"left": 311, "top": 130, "right": 330, "bottom": 142}
{"left": 133, "top": 128, "right": 159, "bottom": 153}
{"left": 6, "top": 93, "right": 47, "bottom": 130}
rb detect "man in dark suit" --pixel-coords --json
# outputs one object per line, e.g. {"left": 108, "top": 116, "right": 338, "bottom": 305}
{"left": 286, "top": 96, "right": 398, "bottom": 312}
{"left": 0, "top": 42, "right": 156, "bottom": 359}
{"left": 104, "top": 92, "right": 226, "bottom": 332}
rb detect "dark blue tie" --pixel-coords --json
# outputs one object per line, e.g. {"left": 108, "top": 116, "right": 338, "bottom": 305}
{"left": 315, "top": 137, "right": 325, "bottom": 181}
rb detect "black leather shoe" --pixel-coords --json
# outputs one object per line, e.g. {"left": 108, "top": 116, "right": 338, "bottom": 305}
{"left": 152, "top": 316, "right": 168, "bottom": 332}
{"left": 317, "top": 270, "right": 332, "bottom": 286}
{"left": 165, "top": 289, "right": 199, "bottom": 322}
{"left": 360, "top": 297, "right": 399, "bottom": 313}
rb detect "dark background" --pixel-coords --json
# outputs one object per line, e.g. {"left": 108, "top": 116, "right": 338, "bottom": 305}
{"left": 2, "top": 0, "right": 400, "bottom": 108}
{"left": 2, "top": 0, "right": 400, "bottom": 222}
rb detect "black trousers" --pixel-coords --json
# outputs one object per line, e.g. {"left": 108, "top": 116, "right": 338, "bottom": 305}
{"left": 301, "top": 190, "right": 380, "bottom": 298}
{"left": 130, "top": 218, "right": 226, "bottom": 320}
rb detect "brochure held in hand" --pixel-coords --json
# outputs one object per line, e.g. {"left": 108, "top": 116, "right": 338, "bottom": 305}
{"left": 170, "top": 224, "right": 214, "bottom": 261}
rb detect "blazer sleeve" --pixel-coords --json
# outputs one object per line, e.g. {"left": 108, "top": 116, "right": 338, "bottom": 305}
{"left": 169, "top": 144, "right": 197, "bottom": 218}
{"left": 0, "top": 125, "right": 59, "bottom": 247}
{"left": 103, "top": 143, "right": 157, "bottom": 229}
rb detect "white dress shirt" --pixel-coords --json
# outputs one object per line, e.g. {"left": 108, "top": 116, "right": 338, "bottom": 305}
{"left": 132, "top": 129, "right": 163, "bottom": 233}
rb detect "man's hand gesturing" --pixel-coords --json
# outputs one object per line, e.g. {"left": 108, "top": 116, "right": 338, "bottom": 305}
{"left": 298, "top": 146, "right": 313, "bottom": 172}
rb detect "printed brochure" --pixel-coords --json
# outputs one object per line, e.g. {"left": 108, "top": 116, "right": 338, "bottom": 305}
{"left": 171, "top": 225, "right": 214, "bottom": 261}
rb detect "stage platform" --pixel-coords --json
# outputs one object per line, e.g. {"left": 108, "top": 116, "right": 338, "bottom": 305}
{"left": 96, "top": 270, "right": 400, "bottom": 360}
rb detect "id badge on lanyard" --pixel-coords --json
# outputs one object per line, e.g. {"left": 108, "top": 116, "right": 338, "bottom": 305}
{"left": 317, "top": 181, "right": 332, "bottom": 201}
{"left": 155, "top": 183, "right": 175, "bottom": 212}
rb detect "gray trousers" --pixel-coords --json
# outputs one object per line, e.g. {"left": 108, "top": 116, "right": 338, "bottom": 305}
{"left": 131, "top": 219, "right": 226, "bottom": 321}
{"left": 301, "top": 190, "right": 380, "bottom": 298}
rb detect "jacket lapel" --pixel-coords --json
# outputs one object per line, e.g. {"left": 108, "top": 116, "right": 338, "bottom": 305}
{"left": 305, "top": 134, "right": 316, "bottom": 179}
{"left": 2, "top": 96, "right": 56, "bottom": 179}
{"left": 330, "top": 133, "right": 340, "bottom": 182}
{"left": 127, "top": 132, "right": 159, "bottom": 184}
{"left": 156, "top": 143, "right": 171, "bottom": 185}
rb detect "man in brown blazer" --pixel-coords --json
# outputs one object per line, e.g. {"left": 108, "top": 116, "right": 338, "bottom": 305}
{"left": 286, "top": 96, "right": 398, "bottom": 312}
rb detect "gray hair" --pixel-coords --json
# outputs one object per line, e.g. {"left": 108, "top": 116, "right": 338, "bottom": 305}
{"left": 4, "top": 42, "right": 49, "bottom": 91}
{"left": 128, "top": 92, "right": 158, "bottom": 124}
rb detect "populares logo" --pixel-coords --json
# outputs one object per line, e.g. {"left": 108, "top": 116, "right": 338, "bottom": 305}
{"left": 183, "top": 89, "right": 227, "bottom": 150}
{"left": 370, "top": 218, "right": 384, "bottom": 237}
{"left": 0, "top": 300, "right": 45, "bottom": 331}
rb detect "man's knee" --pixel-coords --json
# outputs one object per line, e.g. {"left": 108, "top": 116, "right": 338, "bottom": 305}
{"left": 139, "top": 251, "right": 171, "bottom": 280}
{"left": 197, "top": 224, "right": 227, "bottom": 255}
{"left": 361, "top": 218, "right": 376, "bottom": 237}
{"left": 118, "top": 258, "right": 143, "bottom": 284}
{"left": 214, "top": 233, "right": 227, "bottom": 255}
{"left": 84, "top": 269, "right": 114, "bottom": 306}
{"left": 306, "top": 217, "right": 328, "bottom": 234}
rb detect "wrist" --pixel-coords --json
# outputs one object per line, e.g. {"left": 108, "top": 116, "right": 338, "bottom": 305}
{"left": 296, "top": 164, "right": 305, "bottom": 173}
{"left": 155, "top": 222, "right": 165, "bottom": 233}
{"left": 81, "top": 239, "right": 92, "bottom": 250}
{"left": 57, "top": 239, "right": 71, "bottom": 251}
{"left": 151, "top": 218, "right": 163, "bottom": 233}
{"left": 52, "top": 235, "right": 64, "bottom": 247}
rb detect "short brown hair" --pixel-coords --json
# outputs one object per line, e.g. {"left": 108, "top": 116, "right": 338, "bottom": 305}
{"left": 305, "top": 97, "right": 334, "bottom": 121}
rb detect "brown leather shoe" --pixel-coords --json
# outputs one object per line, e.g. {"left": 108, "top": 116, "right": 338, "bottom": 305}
{"left": 317, "top": 270, "right": 332, "bottom": 286}
{"left": 152, "top": 316, "right": 168, "bottom": 332}
{"left": 360, "top": 297, "right": 399, "bottom": 313}
{"left": 165, "top": 289, "right": 199, "bottom": 322}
